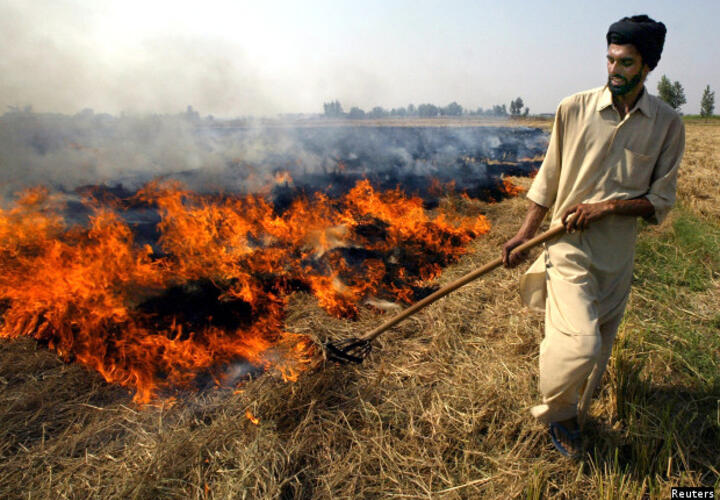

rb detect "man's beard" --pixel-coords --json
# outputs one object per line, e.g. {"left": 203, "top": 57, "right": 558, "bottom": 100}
{"left": 608, "top": 71, "right": 643, "bottom": 96}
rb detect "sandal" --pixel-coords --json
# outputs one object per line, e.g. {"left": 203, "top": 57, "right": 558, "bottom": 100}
{"left": 549, "top": 422, "right": 583, "bottom": 459}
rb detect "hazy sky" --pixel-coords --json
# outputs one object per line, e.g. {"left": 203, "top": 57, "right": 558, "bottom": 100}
{"left": 1, "top": 0, "right": 718, "bottom": 116}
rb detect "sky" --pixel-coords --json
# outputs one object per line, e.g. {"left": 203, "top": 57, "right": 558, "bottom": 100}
{"left": 1, "top": 0, "right": 718, "bottom": 117}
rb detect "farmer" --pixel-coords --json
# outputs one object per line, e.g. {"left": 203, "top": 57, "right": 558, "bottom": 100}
{"left": 502, "top": 15, "right": 685, "bottom": 458}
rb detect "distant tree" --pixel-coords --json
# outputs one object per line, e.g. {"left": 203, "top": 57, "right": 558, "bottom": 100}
{"left": 671, "top": 81, "right": 687, "bottom": 111}
{"left": 368, "top": 106, "right": 388, "bottom": 119}
{"left": 323, "top": 100, "right": 344, "bottom": 117}
{"left": 390, "top": 107, "right": 407, "bottom": 117}
{"left": 509, "top": 97, "right": 524, "bottom": 116}
{"left": 417, "top": 103, "right": 439, "bottom": 117}
{"left": 407, "top": 104, "right": 417, "bottom": 116}
{"left": 441, "top": 102, "right": 463, "bottom": 116}
{"left": 491, "top": 104, "right": 508, "bottom": 116}
{"left": 523, "top": 106, "right": 530, "bottom": 117}
{"left": 473, "top": 107, "right": 484, "bottom": 116}
{"left": 6, "top": 104, "right": 35, "bottom": 114}
{"left": 657, "top": 75, "right": 687, "bottom": 111}
{"left": 700, "top": 85, "right": 715, "bottom": 118}
{"left": 184, "top": 105, "right": 200, "bottom": 121}
{"left": 656, "top": 75, "right": 672, "bottom": 103}
{"left": 348, "top": 106, "right": 366, "bottom": 119}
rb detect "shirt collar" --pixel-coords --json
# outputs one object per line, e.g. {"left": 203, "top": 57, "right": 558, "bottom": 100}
{"left": 597, "top": 85, "right": 654, "bottom": 118}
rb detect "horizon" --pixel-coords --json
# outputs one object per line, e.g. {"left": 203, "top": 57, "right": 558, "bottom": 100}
{"left": 1, "top": 0, "right": 718, "bottom": 117}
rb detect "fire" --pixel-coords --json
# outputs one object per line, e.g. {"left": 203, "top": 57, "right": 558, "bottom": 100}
{"left": 500, "top": 177, "right": 526, "bottom": 197}
{"left": 245, "top": 409, "right": 260, "bottom": 425}
{"left": 0, "top": 178, "right": 492, "bottom": 403}
{"left": 273, "top": 171, "right": 293, "bottom": 184}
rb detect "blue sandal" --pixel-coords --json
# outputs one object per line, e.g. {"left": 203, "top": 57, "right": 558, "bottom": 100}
{"left": 549, "top": 422, "right": 583, "bottom": 458}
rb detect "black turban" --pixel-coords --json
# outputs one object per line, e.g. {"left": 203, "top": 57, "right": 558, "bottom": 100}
{"left": 606, "top": 15, "right": 666, "bottom": 70}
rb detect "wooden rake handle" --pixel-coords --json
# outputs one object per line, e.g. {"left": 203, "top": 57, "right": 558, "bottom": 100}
{"left": 360, "top": 224, "right": 566, "bottom": 342}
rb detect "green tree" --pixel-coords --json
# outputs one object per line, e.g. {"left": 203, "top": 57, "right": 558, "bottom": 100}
{"left": 700, "top": 85, "right": 715, "bottom": 118}
{"left": 657, "top": 75, "right": 687, "bottom": 111}
{"left": 672, "top": 81, "right": 687, "bottom": 111}
{"left": 657, "top": 75, "right": 672, "bottom": 103}
{"left": 509, "top": 97, "right": 524, "bottom": 116}
{"left": 417, "top": 103, "right": 439, "bottom": 117}
{"left": 442, "top": 102, "right": 463, "bottom": 116}
{"left": 492, "top": 104, "right": 507, "bottom": 116}
{"left": 323, "top": 100, "right": 344, "bottom": 117}
{"left": 348, "top": 106, "right": 365, "bottom": 119}
{"left": 184, "top": 105, "right": 200, "bottom": 122}
{"left": 367, "top": 106, "right": 388, "bottom": 119}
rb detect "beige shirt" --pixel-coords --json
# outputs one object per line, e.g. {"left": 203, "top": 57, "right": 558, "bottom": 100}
{"left": 520, "top": 85, "right": 685, "bottom": 320}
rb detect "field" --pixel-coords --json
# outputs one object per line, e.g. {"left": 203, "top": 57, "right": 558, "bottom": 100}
{"left": 1, "top": 120, "right": 718, "bottom": 499}
{"left": 249, "top": 117, "right": 555, "bottom": 130}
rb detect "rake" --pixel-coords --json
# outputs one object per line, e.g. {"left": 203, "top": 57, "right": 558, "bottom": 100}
{"left": 324, "top": 224, "right": 566, "bottom": 364}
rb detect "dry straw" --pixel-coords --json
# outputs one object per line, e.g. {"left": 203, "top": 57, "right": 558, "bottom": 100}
{"left": 1, "top": 122, "right": 718, "bottom": 499}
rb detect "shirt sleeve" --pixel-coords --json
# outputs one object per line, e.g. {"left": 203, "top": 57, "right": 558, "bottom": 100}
{"left": 644, "top": 115, "right": 685, "bottom": 225}
{"left": 526, "top": 103, "right": 563, "bottom": 208}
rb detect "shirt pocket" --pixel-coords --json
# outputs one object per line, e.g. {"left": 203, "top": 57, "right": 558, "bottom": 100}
{"left": 616, "top": 148, "right": 654, "bottom": 191}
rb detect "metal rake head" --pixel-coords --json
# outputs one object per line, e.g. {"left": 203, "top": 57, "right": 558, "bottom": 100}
{"left": 324, "top": 337, "right": 372, "bottom": 364}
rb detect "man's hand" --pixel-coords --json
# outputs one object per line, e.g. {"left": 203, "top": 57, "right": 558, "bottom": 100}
{"left": 562, "top": 201, "right": 613, "bottom": 231}
{"left": 502, "top": 201, "right": 549, "bottom": 268}
{"left": 502, "top": 234, "right": 532, "bottom": 268}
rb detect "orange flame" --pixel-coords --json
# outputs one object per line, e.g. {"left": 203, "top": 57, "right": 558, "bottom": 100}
{"left": 245, "top": 409, "right": 260, "bottom": 425}
{"left": 500, "top": 178, "right": 526, "bottom": 197}
{"left": 0, "top": 179, "right": 490, "bottom": 403}
{"left": 273, "top": 171, "right": 293, "bottom": 184}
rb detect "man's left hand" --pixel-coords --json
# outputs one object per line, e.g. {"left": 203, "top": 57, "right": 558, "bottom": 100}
{"left": 562, "top": 201, "right": 614, "bottom": 231}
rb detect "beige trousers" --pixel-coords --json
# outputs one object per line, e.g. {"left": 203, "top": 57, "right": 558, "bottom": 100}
{"left": 529, "top": 265, "right": 626, "bottom": 427}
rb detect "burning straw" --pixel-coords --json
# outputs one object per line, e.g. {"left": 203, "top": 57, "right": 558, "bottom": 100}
{"left": 0, "top": 177, "right": 498, "bottom": 403}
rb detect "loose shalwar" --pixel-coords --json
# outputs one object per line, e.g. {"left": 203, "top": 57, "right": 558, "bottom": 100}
{"left": 520, "top": 85, "right": 685, "bottom": 424}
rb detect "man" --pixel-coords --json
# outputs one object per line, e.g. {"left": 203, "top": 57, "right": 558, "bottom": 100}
{"left": 502, "top": 15, "right": 685, "bottom": 458}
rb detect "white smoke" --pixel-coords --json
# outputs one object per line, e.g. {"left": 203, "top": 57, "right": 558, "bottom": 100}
{"left": 0, "top": 109, "right": 548, "bottom": 204}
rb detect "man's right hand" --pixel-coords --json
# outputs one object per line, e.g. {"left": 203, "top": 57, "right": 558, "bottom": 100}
{"left": 502, "top": 200, "right": 549, "bottom": 268}
{"left": 502, "top": 234, "right": 531, "bottom": 268}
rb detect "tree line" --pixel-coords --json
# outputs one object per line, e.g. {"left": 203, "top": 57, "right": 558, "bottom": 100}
{"left": 323, "top": 97, "right": 529, "bottom": 119}
{"left": 325, "top": 80, "right": 717, "bottom": 120}
{"left": 656, "top": 75, "right": 714, "bottom": 117}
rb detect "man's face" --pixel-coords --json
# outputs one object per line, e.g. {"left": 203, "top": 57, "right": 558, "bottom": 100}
{"left": 606, "top": 43, "right": 649, "bottom": 96}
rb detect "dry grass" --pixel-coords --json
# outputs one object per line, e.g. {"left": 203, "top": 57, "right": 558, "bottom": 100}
{"left": 677, "top": 122, "right": 720, "bottom": 221}
{"left": 0, "top": 122, "right": 718, "bottom": 499}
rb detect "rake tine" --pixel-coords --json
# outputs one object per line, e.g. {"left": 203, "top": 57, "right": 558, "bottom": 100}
{"left": 324, "top": 338, "right": 371, "bottom": 364}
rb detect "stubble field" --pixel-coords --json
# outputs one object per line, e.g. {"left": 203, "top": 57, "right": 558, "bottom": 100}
{"left": 0, "top": 120, "right": 718, "bottom": 499}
